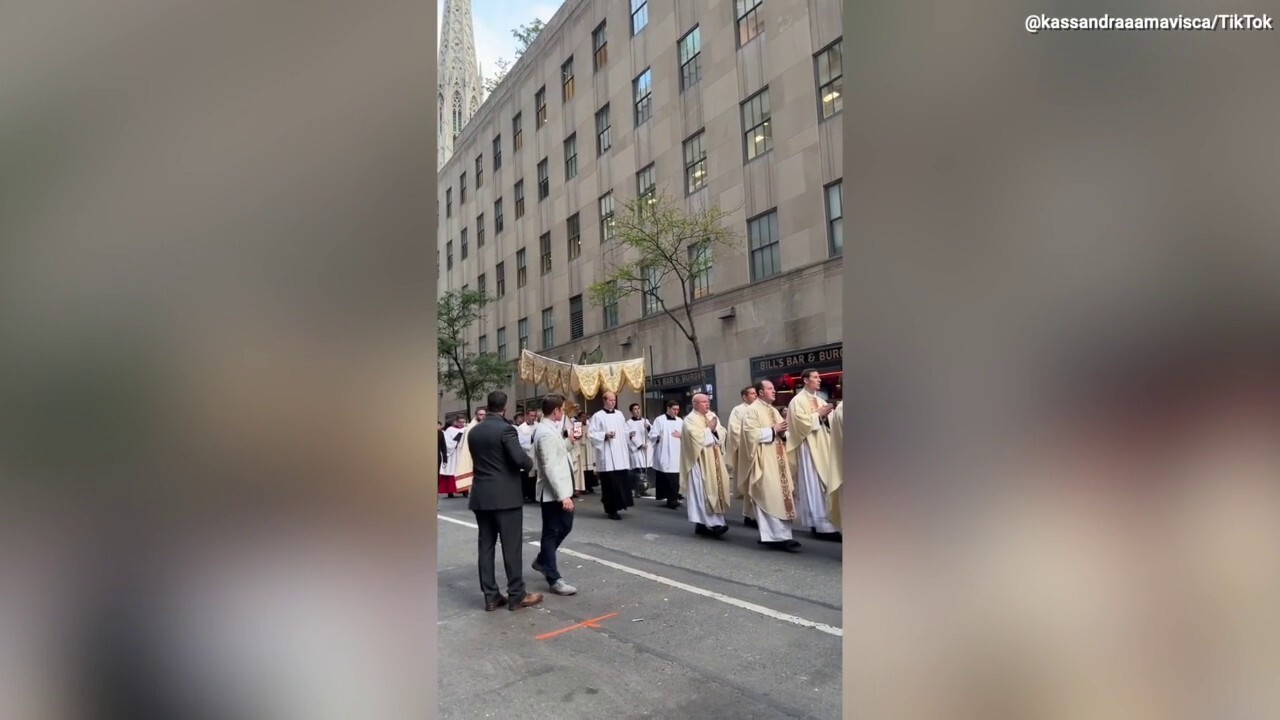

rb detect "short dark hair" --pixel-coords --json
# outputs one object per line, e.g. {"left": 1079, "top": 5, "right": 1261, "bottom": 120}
{"left": 665, "top": 399, "right": 680, "bottom": 410}
{"left": 629, "top": 403, "right": 640, "bottom": 411}
{"left": 541, "top": 393, "right": 565, "bottom": 415}
{"left": 741, "top": 385, "right": 755, "bottom": 399}
{"left": 800, "top": 368, "right": 820, "bottom": 381}
{"left": 753, "top": 380, "right": 768, "bottom": 394}
{"left": 486, "top": 390, "right": 507, "bottom": 413}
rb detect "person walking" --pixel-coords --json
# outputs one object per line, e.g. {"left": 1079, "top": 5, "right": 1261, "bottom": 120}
{"left": 466, "top": 391, "right": 543, "bottom": 612}
{"left": 530, "top": 394, "right": 578, "bottom": 596}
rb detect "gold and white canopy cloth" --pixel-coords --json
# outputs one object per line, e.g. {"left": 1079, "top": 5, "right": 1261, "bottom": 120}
{"left": 518, "top": 349, "right": 646, "bottom": 400}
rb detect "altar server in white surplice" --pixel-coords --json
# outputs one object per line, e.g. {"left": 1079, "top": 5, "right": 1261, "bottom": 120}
{"left": 626, "top": 403, "right": 652, "bottom": 498}
{"left": 588, "top": 391, "right": 633, "bottom": 519}
{"left": 648, "top": 400, "right": 683, "bottom": 510}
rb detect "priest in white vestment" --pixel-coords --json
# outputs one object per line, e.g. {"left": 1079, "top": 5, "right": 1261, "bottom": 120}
{"left": 786, "top": 369, "right": 842, "bottom": 541}
{"left": 438, "top": 415, "right": 468, "bottom": 497}
{"left": 724, "top": 386, "right": 758, "bottom": 527}
{"left": 648, "top": 399, "right": 683, "bottom": 509}
{"left": 737, "top": 380, "right": 802, "bottom": 551}
{"left": 626, "top": 403, "right": 653, "bottom": 498}
{"left": 680, "top": 393, "right": 731, "bottom": 537}
{"left": 588, "top": 391, "right": 633, "bottom": 519}
{"left": 826, "top": 400, "right": 843, "bottom": 530}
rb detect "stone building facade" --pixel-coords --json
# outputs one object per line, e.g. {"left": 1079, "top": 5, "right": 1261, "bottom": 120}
{"left": 438, "top": 0, "right": 844, "bottom": 419}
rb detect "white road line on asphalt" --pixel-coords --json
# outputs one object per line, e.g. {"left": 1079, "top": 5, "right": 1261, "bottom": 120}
{"left": 437, "top": 514, "right": 843, "bottom": 638}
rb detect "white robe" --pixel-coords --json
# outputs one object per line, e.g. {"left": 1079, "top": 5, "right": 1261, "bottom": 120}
{"left": 793, "top": 397, "right": 838, "bottom": 533}
{"left": 440, "top": 426, "right": 465, "bottom": 475}
{"left": 626, "top": 417, "right": 652, "bottom": 469}
{"left": 685, "top": 423, "right": 727, "bottom": 527}
{"left": 648, "top": 414, "right": 682, "bottom": 473}
{"left": 747, "top": 426, "right": 792, "bottom": 542}
{"left": 588, "top": 409, "right": 631, "bottom": 472}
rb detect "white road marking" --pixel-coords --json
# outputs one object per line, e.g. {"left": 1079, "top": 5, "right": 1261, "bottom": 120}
{"left": 437, "top": 514, "right": 843, "bottom": 638}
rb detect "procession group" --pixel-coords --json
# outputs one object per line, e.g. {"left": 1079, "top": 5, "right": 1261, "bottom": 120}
{"left": 438, "top": 367, "right": 843, "bottom": 553}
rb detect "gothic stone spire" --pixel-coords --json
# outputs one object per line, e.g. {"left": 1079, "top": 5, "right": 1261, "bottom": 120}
{"left": 438, "top": 0, "right": 483, "bottom": 170}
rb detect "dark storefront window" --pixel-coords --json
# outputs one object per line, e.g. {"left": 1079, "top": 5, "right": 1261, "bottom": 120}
{"left": 750, "top": 343, "right": 843, "bottom": 408}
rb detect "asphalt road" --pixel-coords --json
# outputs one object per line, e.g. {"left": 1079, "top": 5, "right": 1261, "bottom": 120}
{"left": 436, "top": 491, "right": 843, "bottom": 720}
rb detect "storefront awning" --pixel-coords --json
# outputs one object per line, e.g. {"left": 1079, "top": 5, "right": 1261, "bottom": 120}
{"left": 518, "top": 349, "right": 647, "bottom": 400}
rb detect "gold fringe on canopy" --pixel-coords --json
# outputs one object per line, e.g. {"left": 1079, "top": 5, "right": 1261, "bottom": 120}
{"left": 519, "top": 349, "right": 646, "bottom": 399}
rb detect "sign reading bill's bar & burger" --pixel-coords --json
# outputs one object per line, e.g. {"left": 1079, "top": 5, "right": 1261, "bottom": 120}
{"left": 646, "top": 366, "right": 715, "bottom": 390}
{"left": 749, "top": 343, "right": 842, "bottom": 377}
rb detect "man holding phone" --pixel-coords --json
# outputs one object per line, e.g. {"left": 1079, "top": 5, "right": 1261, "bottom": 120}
{"left": 531, "top": 393, "right": 578, "bottom": 596}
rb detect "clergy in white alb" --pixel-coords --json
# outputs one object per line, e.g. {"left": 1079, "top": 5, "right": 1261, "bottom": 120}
{"left": 626, "top": 403, "right": 652, "bottom": 497}
{"left": 736, "top": 380, "right": 801, "bottom": 551}
{"left": 724, "top": 386, "right": 758, "bottom": 525}
{"left": 648, "top": 400, "right": 683, "bottom": 509}
{"left": 679, "top": 393, "right": 731, "bottom": 537}
{"left": 438, "top": 416, "right": 468, "bottom": 495}
{"left": 826, "top": 400, "right": 843, "bottom": 530}
{"left": 785, "top": 369, "right": 841, "bottom": 541}
{"left": 588, "top": 391, "right": 633, "bottom": 518}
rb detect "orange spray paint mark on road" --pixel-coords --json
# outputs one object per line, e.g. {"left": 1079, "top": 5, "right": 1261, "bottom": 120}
{"left": 535, "top": 612, "right": 620, "bottom": 641}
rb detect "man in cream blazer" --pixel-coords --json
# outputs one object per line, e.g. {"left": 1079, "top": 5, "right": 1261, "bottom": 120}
{"left": 531, "top": 393, "right": 578, "bottom": 596}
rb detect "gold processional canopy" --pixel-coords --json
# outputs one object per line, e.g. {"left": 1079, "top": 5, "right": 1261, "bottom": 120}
{"left": 518, "top": 349, "right": 646, "bottom": 400}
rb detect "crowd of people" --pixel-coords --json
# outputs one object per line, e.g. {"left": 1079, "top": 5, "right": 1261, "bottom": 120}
{"left": 438, "top": 368, "right": 844, "bottom": 609}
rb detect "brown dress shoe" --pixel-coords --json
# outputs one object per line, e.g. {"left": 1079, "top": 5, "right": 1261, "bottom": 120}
{"left": 484, "top": 595, "right": 508, "bottom": 612}
{"left": 508, "top": 592, "right": 544, "bottom": 611}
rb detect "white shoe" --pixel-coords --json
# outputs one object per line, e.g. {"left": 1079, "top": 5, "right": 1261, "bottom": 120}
{"left": 550, "top": 579, "right": 577, "bottom": 595}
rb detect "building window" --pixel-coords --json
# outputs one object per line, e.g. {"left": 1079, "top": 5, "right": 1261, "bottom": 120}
{"left": 747, "top": 210, "right": 782, "bottom": 281}
{"left": 477, "top": 213, "right": 485, "bottom": 247}
{"left": 478, "top": 272, "right": 486, "bottom": 296}
{"left": 679, "top": 27, "right": 702, "bottom": 90}
{"left": 631, "top": 0, "right": 648, "bottom": 35}
{"left": 633, "top": 68, "right": 653, "bottom": 126}
{"left": 567, "top": 213, "right": 581, "bottom": 259}
{"left": 535, "top": 86, "right": 547, "bottom": 128}
{"left": 736, "top": 0, "right": 764, "bottom": 47}
{"left": 478, "top": 334, "right": 488, "bottom": 354}
{"left": 518, "top": 317, "right": 529, "bottom": 351}
{"left": 561, "top": 57, "right": 575, "bottom": 102}
{"left": 592, "top": 21, "right": 608, "bottom": 70}
{"left": 516, "top": 248, "right": 527, "bottom": 287}
{"left": 596, "top": 104, "right": 612, "bottom": 155}
{"left": 636, "top": 163, "right": 656, "bottom": 201}
{"left": 493, "top": 136, "right": 502, "bottom": 171}
{"left": 816, "top": 39, "right": 843, "bottom": 119}
{"left": 446, "top": 240, "right": 454, "bottom": 270}
{"left": 460, "top": 228, "right": 468, "bottom": 259}
{"left": 570, "top": 294, "right": 584, "bottom": 339}
{"left": 564, "top": 134, "right": 578, "bottom": 180}
{"left": 452, "top": 92, "right": 463, "bottom": 139}
{"left": 513, "top": 113, "right": 523, "bottom": 151}
{"left": 515, "top": 180, "right": 525, "bottom": 218}
{"left": 683, "top": 131, "right": 707, "bottom": 194}
{"left": 541, "top": 307, "right": 554, "bottom": 349}
{"left": 742, "top": 87, "right": 773, "bottom": 161}
{"left": 642, "top": 265, "right": 661, "bottom": 316}
{"left": 539, "top": 232, "right": 552, "bottom": 275}
{"left": 598, "top": 191, "right": 616, "bottom": 242}
{"left": 826, "top": 180, "right": 843, "bottom": 256}
{"left": 497, "top": 327, "right": 507, "bottom": 359}
{"left": 475, "top": 154, "right": 484, "bottom": 188}
{"left": 459, "top": 172, "right": 467, "bottom": 204}
{"left": 537, "top": 159, "right": 550, "bottom": 200}
{"left": 689, "top": 241, "right": 712, "bottom": 299}
{"left": 494, "top": 198, "right": 504, "bottom": 232}
{"left": 496, "top": 261, "right": 505, "bottom": 297}
{"left": 603, "top": 282, "right": 620, "bottom": 328}
{"left": 446, "top": 188, "right": 452, "bottom": 217}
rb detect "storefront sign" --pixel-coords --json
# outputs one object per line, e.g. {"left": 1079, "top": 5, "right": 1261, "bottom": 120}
{"left": 749, "top": 343, "right": 842, "bottom": 377}
{"left": 646, "top": 366, "right": 715, "bottom": 390}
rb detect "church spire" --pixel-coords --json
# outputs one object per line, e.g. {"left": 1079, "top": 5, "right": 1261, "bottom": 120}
{"left": 438, "top": 0, "right": 484, "bottom": 170}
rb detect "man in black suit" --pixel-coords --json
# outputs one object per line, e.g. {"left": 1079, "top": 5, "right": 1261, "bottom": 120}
{"left": 466, "top": 391, "right": 544, "bottom": 612}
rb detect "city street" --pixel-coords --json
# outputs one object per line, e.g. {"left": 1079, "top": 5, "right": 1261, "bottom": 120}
{"left": 436, "top": 491, "right": 842, "bottom": 719}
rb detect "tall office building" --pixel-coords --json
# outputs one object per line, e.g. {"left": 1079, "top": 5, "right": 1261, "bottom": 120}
{"left": 438, "top": 0, "right": 484, "bottom": 169}
{"left": 438, "top": 0, "right": 844, "bottom": 416}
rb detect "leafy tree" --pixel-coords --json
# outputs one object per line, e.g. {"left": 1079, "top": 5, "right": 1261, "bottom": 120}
{"left": 483, "top": 57, "right": 510, "bottom": 95}
{"left": 588, "top": 193, "right": 740, "bottom": 388}
{"left": 438, "top": 288, "right": 512, "bottom": 416}
{"left": 512, "top": 19, "right": 545, "bottom": 57}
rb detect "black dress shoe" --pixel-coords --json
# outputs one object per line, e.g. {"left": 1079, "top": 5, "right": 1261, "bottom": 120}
{"left": 812, "top": 530, "right": 842, "bottom": 542}
{"left": 607, "top": 512, "right": 622, "bottom": 520}
{"left": 711, "top": 525, "right": 729, "bottom": 537}
{"left": 665, "top": 502, "right": 681, "bottom": 509}
{"left": 743, "top": 517, "right": 759, "bottom": 528}
{"left": 694, "top": 523, "right": 711, "bottom": 536}
{"left": 484, "top": 595, "right": 508, "bottom": 612}
{"left": 758, "top": 540, "right": 801, "bottom": 553}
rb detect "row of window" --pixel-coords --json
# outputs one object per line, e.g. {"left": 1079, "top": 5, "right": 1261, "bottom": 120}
{"left": 441, "top": 25, "right": 842, "bottom": 218}
{"left": 447, "top": 182, "right": 843, "bottom": 355}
